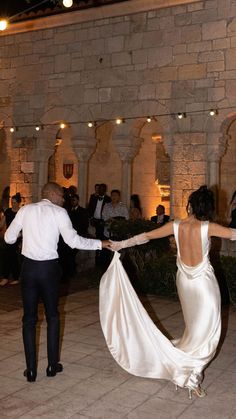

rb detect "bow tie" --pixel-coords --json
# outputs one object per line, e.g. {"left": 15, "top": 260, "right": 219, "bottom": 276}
{"left": 98, "top": 197, "right": 104, "bottom": 201}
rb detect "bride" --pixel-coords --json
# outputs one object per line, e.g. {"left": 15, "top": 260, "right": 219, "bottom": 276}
{"left": 100, "top": 186, "right": 236, "bottom": 399}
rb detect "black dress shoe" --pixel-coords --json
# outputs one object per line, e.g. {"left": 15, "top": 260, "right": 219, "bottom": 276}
{"left": 46, "top": 363, "right": 63, "bottom": 377}
{"left": 23, "top": 369, "right": 37, "bottom": 382}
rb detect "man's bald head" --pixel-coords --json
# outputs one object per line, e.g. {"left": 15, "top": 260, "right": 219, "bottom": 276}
{"left": 42, "top": 182, "right": 64, "bottom": 206}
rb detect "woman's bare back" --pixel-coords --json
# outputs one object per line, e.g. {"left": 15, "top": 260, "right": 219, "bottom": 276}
{"left": 178, "top": 217, "right": 203, "bottom": 267}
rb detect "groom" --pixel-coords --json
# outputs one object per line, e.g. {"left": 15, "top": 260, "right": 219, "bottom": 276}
{"left": 4, "top": 182, "right": 110, "bottom": 382}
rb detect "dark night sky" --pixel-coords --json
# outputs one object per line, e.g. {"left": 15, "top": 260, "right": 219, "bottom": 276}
{"left": 0, "top": 1, "right": 54, "bottom": 18}
{"left": 0, "top": 0, "right": 127, "bottom": 21}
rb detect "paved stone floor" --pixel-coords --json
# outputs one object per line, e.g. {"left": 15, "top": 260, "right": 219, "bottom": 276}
{"left": 0, "top": 276, "right": 236, "bottom": 419}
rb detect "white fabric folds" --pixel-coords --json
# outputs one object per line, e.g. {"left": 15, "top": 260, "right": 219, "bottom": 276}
{"left": 230, "top": 228, "right": 236, "bottom": 240}
{"left": 99, "top": 221, "right": 221, "bottom": 388}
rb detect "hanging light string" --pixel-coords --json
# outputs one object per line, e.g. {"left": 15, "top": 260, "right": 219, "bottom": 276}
{"left": 0, "top": 0, "right": 73, "bottom": 30}
{"left": 0, "top": 107, "right": 223, "bottom": 133}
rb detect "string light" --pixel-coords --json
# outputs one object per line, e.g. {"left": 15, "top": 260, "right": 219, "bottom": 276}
{"left": 209, "top": 109, "right": 218, "bottom": 116}
{"left": 0, "top": 0, "right": 73, "bottom": 32}
{"left": 0, "top": 19, "right": 8, "bottom": 31}
{"left": 63, "top": 0, "right": 73, "bottom": 7}
{"left": 0, "top": 107, "right": 223, "bottom": 133}
{"left": 116, "top": 118, "right": 124, "bottom": 125}
{"left": 177, "top": 112, "right": 186, "bottom": 119}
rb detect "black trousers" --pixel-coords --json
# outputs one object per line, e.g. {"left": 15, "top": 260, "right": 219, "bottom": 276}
{"left": 20, "top": 257, "right": 62, "bottom": 371}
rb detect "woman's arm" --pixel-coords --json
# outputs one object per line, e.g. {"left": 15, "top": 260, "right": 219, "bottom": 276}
{"left": 145, "top": 221, "right": 174, "bottom": 240}
{"left": 209, "top": 222, "right": 236, "bottom": 240}
{"left": 109, "top": 221, "right": 174, "bottom": 251}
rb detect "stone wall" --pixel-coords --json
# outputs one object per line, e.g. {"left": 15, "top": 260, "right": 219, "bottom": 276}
{"left": 0, "top": 0, "right": 236, "bottom": 217}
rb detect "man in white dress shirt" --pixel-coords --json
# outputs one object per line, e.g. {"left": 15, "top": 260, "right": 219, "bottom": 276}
{"left": 4, "top": 182, "right": 110, "bottom": 382}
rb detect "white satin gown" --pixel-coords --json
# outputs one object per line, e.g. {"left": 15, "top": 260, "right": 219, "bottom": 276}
{"left": 99, "top": 220, "right": 221, "bottom": 388}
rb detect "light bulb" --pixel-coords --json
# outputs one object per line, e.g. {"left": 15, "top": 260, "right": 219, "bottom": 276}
{"left": 146, "top": 117, "right": 152, "bottom": 123}
{"left": 60, "top": 123, "right": 66, "bottom": 129}
{"left": 116, "top": 118, "right": 122, "bottom": 125}
{"left": 63, "top": 0, "right": 73, "bottom": 7}
{"left": 88, "top": 122, "right": 93, "bottom": 128}
{"left": 0, "top": 20, "right": 8, "bottom": 31}
{"left": 177, "top": 112, "right": 186, "bottom": 119}
{"left": 10, "top": 127, "right": 15, "bottom": 133}
{"left": 35, "top": 126, "right": 40, "bottom": 131}
{"left": 209, "top": 109, "right": 218, "bottom": 116}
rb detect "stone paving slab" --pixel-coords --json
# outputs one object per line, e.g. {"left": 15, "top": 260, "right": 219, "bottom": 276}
{"left": 0, "top": 284, "right": 236, "bottom": 418}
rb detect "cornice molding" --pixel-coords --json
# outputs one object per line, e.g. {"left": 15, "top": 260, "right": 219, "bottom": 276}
{"left": 0, "top": 0, "right": 200, "bottom": 36}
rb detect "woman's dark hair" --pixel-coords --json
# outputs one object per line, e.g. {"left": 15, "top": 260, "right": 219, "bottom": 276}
{"left": 12, "top": 192, "right": 21, "bottom": 204}
{"left": 187, "top": 185, "right": 215, "bottom": 221}
{"left": 131, "top": 194, "right": 142, "bottom": 211}
{"left": 230, "top": 190, "right": 236, "bottom": 204}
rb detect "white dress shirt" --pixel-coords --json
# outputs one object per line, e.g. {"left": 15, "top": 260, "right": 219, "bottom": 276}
{"left": 93, "top": 197, "right": 103, "bottom": 219}
{"left": 4, "top": 199, "right": 101, "bottom": 261}
{"left": 102, "top": 202, "right": 129, "bottom": 238}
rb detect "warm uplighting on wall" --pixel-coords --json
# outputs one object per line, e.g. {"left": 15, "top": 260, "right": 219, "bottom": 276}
{"left": 152, "top": 134, "right": 162, "bottom": 143}
{"left": 0, "top": 19, "right": 8, "bottom": 31}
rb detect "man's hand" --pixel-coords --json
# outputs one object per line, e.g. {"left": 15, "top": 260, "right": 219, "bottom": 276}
{"left": 101, "top": 240, "right": 112, "bottom": 249}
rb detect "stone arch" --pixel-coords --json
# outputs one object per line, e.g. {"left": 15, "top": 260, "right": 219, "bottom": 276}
{"left": 218, "top": 112, "right": 236, "bottom": 221}
{"left": 88, "top": 120, "right": 121, "bottom": 199}
{"left": 35, "top": 106, "right": 81, "bottom": 194}
{"left": 132, "top": 116, "right": 171, "bottom": 218}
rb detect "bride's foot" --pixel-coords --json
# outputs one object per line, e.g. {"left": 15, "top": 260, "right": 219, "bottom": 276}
{"left": 187, "top": 385, "right": 206, "bottom": 399}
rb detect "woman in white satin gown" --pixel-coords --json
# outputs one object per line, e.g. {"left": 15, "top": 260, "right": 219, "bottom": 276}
{"left": 100, "top": 186, "right": 236, "bottom": 399}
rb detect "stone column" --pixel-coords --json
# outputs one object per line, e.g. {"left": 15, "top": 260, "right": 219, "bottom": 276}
{"left": 36, "top": 147, "right": 55, "bottom": 200}
{"left": 207, "top": 133, "right": 226, "bottom": 188}
{"left": 72, "top": 135, "right": 96, "bottom": 207}
{"left": 114, "top": 136, "right": 143, "bottom": 206}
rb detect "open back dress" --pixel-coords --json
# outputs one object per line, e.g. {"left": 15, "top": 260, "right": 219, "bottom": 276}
{"left": 99, "top": 220, "right": 221, "bottom": 388}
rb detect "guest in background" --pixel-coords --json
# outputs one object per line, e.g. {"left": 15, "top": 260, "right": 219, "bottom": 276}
{"left": 0, "top": 192, "right": 22, "bottom": 286}
{"left": 229, "top": 190, "right": 236, "bottom": 228}
{"left": 63, "top": 185, "right": 77, "bottom": 212}
{"left": 88, "top": 183, "right": 111, "bottom": 265}
{"left": 87, "top": 183, "right": 100, "bottom": 209}
{"left": 67, "top": 194, "right": 90, "bottom": 274}
{"left": 151, "top": 204, "right": 169, "bottom": 227}
{"left": 130, "top": 194, "right": 142, "bottom": 220}
{"left": 102, "top": 189, "right": 129, "bottom": 239}
{"left": 69, "top": 194, "right": 89, "bottom": 237}
{"left": 0, "top": 186, "right": 10, "bottom": 212}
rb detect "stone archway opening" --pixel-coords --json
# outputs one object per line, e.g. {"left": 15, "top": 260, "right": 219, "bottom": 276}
{"left": 219, "top": 115, "right": 236, "bottom": 222}
{"left": 136, "top": 118, "right": 170, "bottom": 219}
{"left": 47, "top": 126, "right": 78, "bottom": 189}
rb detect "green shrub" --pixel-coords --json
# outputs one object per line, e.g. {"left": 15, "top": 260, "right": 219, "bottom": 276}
{"left": 219, "top": 256, "right": 236, "bottom": 305}
{"left": 108, "top": 220, "right": 236, "bottom": 304}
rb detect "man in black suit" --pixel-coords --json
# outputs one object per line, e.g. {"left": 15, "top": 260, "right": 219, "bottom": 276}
{"left": 87, "top": 183, "right": 111, "bottom": 265}
{"left": 151, "top": 204, "right": 169, "bottom": 227}
{"left": 69, "top": 194, "right": 89, "bottom": 237}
